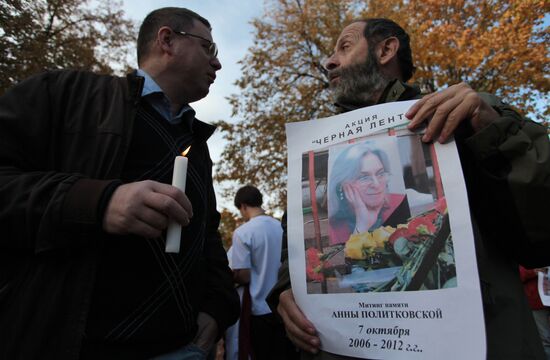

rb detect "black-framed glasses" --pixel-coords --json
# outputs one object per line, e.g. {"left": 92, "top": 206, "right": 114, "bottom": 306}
{"left": 174, "top": 30, "right": 218, "bottom": 58}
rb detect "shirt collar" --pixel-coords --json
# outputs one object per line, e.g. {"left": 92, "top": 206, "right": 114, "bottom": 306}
{"left": 136, "top": 69, "right": 195, "bottom": 126}
{"left": 136, "top": 68, "right": 163, "bottom": 96}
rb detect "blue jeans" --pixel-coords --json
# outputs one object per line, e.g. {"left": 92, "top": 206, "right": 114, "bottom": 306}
{"left": 150, "top": 344, "right": 207, "bottom": 360}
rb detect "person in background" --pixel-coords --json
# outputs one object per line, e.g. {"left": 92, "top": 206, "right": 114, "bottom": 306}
{"left": 232, "top": 185, "right": 298, "bottom": 360}
{"left": 225, "top": 245, "right": 254, "bottom": 360}
{"left": 520, "top": 266, "right": 550, "bottom": 360}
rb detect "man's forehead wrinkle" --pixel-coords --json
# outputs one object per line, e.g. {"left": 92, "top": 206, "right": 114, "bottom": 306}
{"left": 335, "top": 29, "right": 362, "bottom": 50}
{"left": 336, "top": 28, "right": 363, "bottom": 47}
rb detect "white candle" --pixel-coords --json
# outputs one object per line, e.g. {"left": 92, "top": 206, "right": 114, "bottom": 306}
{"left": 165, "top": 151, "right": 189, "bottom": 253}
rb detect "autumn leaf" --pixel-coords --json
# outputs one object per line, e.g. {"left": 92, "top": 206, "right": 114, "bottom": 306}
{"left": 216, "top": 0, "right": 549, "bottom": 210}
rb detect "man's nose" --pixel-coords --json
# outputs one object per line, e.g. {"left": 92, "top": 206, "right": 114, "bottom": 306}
{"left": 324, "top": 54, "right": 338, "bottom": 71}
{"left": 211, "top": 56, "right": 222, "bottom": 71}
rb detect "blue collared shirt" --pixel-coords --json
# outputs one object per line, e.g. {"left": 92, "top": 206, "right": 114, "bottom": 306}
{"left": 136, "top": 69, "right": 195, "bottom": 129}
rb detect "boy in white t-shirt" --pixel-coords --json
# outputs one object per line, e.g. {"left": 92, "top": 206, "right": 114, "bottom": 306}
{"left": 232, "top": 185, "right": 298, "bottom": 360}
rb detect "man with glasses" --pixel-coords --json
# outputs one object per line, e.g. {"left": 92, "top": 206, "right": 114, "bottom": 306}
{"left": 174, "top": 30, "right": 219, "bottom": 58}
{"left": 0, "top": 7, "right": 238, "bottom": 360}
{"left": 269, "top": 18, "right": 550, "bottom": 360}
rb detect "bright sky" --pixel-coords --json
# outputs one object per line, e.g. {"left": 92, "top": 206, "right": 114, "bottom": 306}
{"left": 122, "top": 0, "right": 264, "bottom": 210}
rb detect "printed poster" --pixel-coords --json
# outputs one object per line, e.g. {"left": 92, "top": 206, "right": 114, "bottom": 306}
{"left": 538, "top": 268, "right": 550, "bottom": 306}
{"left": 285, "top": 100, "right": 485, "bottom": 359}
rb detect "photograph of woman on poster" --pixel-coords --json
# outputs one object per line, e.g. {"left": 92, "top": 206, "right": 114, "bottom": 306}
{"left": 303, "top": 134, "right": 456, "bottom": 294}
{"left": 328, "top": 139, "right": 410, "bottom": 246}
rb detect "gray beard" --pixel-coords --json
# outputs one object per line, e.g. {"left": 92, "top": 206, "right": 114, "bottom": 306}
{"left": 331, "top": 54, "right": 390, "bottom": 107}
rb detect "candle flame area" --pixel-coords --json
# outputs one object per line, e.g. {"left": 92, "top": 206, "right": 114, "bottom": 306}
{"left": 181, "top": 146, "right": 191, "bottom": 157}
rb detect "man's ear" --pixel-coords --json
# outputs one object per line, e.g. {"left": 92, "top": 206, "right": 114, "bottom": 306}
{"left": 157, "top": 26, "right": 174, "bottom": 55}
{"left": 376, "top": 37, "right": 400, "bottom": 66}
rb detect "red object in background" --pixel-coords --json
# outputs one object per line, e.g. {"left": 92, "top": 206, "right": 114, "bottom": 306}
{"left": 238, "top": 285, "right": 255, "bottom": 360}
{"left": 308, "top": 151, "right": 322, "bottom": 252}
{"left": 519, "top": 266, "right": 545, "bottom": 310}
{"left": 429, "top": 144, "right": 444, "bottom": 200}
{"left": 306, "top": 247, "right": 325, "bottom": 282}
{"left": 388, "top": 206, "right": 443, "bottom": 246}
{"left": 408, "top": 212, "right": 438, "bottom": 235}
{"left": 434, "top": 197, "right": 447, "bottom": 214}
{"left": 388, "top": 228, "right": 409, "bottom": 246}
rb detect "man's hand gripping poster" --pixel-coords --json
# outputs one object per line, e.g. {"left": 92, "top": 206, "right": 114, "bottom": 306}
{"left": 285, "top": 100, "right": 486, "bottom": 359}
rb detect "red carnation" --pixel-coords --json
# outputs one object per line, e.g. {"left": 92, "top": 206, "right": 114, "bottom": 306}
{"left": 408, "top": 214, "right": 437, "bottom": 235}
{"left": 306, "top": 247, "right": 324, "bottom": 282}
{"left": 388, "top": 228, "right": 409, "bottom": 246}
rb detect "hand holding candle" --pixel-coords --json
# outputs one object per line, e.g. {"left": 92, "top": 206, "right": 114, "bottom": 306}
{"left": 166, "top": 146, "right": 191, "bottom": 253}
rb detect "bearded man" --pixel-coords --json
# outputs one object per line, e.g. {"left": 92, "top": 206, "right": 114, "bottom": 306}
{"left": 268, "top": 18, "right": 550, "bottom": 360}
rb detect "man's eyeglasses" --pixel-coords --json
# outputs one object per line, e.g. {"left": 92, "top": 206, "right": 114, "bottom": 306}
{"left": 174, "top": 30, "right": 218, "bottom": 58}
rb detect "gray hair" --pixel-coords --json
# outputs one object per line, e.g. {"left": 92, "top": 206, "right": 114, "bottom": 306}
{"left": 328, "top": 142, "right": 391, "bottom": 223}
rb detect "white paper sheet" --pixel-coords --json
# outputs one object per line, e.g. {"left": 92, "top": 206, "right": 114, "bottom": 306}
{"left": 538, "top": 269, "right": 550, "bottom": 306}
{"left": 285, "top": 100, "right": 486, "bottom": 359}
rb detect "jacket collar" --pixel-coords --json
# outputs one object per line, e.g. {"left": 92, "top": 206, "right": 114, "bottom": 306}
{"left": 192, "top": 118, "right": 217, "bottom": 142}
{"left": 126, "top": 72, "right": 145, "bottom": 105}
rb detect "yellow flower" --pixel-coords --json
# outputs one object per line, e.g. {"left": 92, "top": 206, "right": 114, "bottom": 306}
{"left": 344, "top": 226, "right": 395, "bottom": 259}
{"left": 372, "top": 226, "right": 395, "bottom": 248}
{"left": 345, "top": 233, "right": 366, "bottom": 259}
